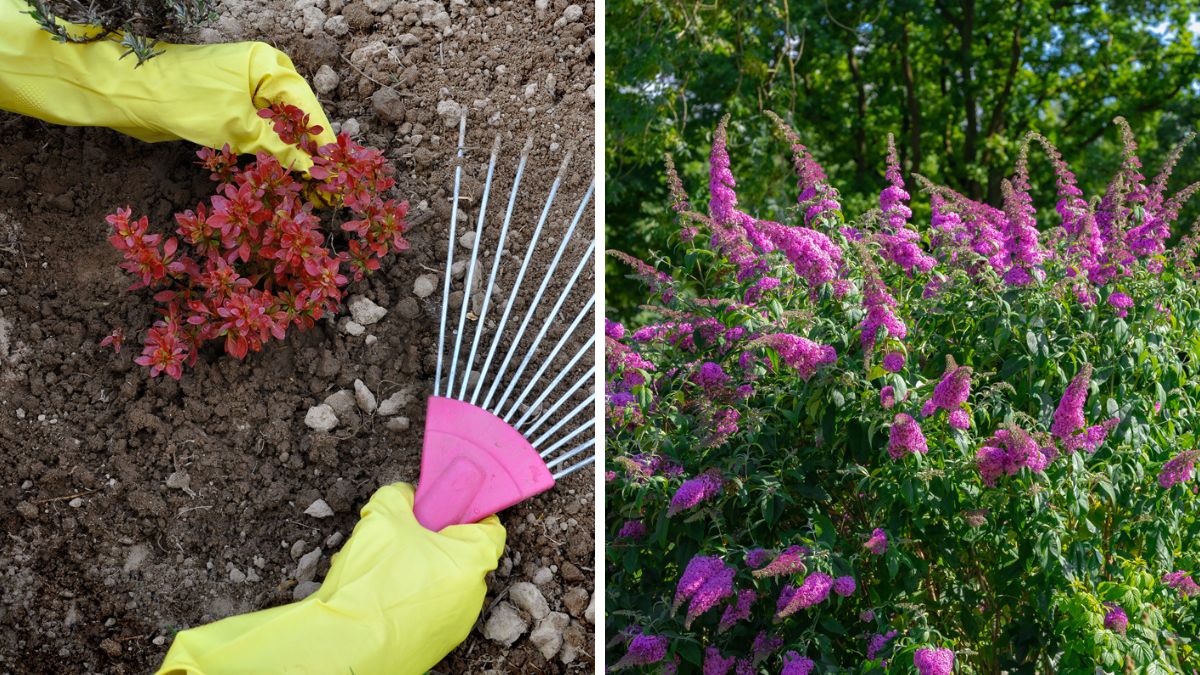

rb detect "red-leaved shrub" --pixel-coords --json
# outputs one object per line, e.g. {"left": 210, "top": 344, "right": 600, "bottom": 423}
{"left": 104, "top": 103, "right": 409, "bottom": 379}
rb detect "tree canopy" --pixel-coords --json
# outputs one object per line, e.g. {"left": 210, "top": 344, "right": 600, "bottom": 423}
{"left": 606, "top": 0, "right": 1200, "bottom": 316}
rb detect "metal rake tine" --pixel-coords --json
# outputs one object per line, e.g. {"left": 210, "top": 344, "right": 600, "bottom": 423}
{"left": 502, "top": 297, "right": 595, "bottom": 423}
{"left": 447, "top": 135, "right": 501, "bottom": 397}
{"left": 544, "top": 438, "right": 596, "bottom": 470}
{"left": 537, "top": 419, "right": 593, "bottom": 458}
{"left": 470, "top": 150, "right": 573, "bottom": 405}
{"left": 512, "top": 335, "right": 595, "bottom": 429}
{"left": 531, "top": 392, "right": 595, "bottom": 448}
{"left": 552, "top": 454, "right": 596, "bottom": 481}
{"left": 492, "top": 239, "right": 595, "bottom": 415}
{"left": 434, "top": 114, "right": 467, "bottom": 397}
{"left": 481, "top": 182, "right": 595, "bottom": 410}
{"left": 519, "top": 364, "right": 596, "bottom": 433}
{"left": 457, "top": 138, "right": 531, "bottom": 401}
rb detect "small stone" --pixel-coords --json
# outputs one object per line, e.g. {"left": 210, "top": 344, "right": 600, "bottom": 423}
{"left": 508, "top": 581, "right": 549, "bottom": 620}
{"left": 437, "top": 99, "right": 462, "bottom": 128}
{"left": 363, "top": 0, "right": 391, "bottom": 12}
{"left": 386, "top": 416, "right": 411, "bottom": 432}
{"left": 584, "top": 593, "right": 595, "bottom": 624}
{"left": 523, "top": 83, "right": 538, "bottom": 99}
{"left": 295, "top": 547, "right": 323, "bottom": 582}
{"left": 324, "top": 390, "right": 356, "bottom": 419}
{"left": 341, "top": 319, "right": 365, "bottom": 336}
{"left": 354, "top": 379, "right": 377, "bottom": 414}
{"left": 560, "top": 561, "right": 584, "bottom": 583}
{"left": 482, "top": 602, "right": 527, "bottom": 646}
{"left": 314, "top": 64, "right": 340, "bottom": 94}
{"left": 323, "top": 14, "right": 349, "bottom": 36}
{"left": 529, "top": 612, "right": 569, "bottom": 660}
{"left": 371, "top": 87, "right": 406, "bottom": 125}
{"left": 413, "top": 274, "right": 437, "bottom": 298}
{"left": 304, "top": 499, "right": 335, "bottom": 518}
{"left": 378, "top": 390, "right": 411, "bottom": 416}
{"left": 459, "top": 231, "right": 476, "bottom": 249}
{"left": 152, "top": 636, "right": 166, "bottom": 646}
{"left": 293, "top": 580, "right": 322, "bottom": 600}
{"left": 532, "top": 567, "right": 553, "bottom": 586}
{"left": 397, "top": 297, "right": 421, "bottom": 318}
{"left": 341, "top": 118, "right": 362, "bottom": 137}
{"left": 349, "top": 296, "right": 388, "bottom": 325}
{"left": 451, "top": 260, "right": 467, "bottom": 278}
{"left": 15, "top": 501, "right": 37, "bottom": 519}
{"left": 229, "top": 567, "right": 247, "bottom": 583}
{"left": 365, "top": 335, "right": 378, "bottom": 346}
{"left": 246, "top": 569, "right": 261, "bottom": 582}
{"left": 397, "top": 32, "right": 420, "bottom": 46}
{"left": 166, "top": 470, "right": 195, "bottom": 496}
{"left": 325, "top": 531, "right": 344, "bottom": 548}
{"left": 290, "top": 540, "right": 309, "bottom": 560}
{"left": 100, "top": 638, "right": 122, "bottom": 657}
{"left": 562, "top": 587, "right": 589, "bottom": 618}
{"left": 304, "top": 404, "right": 338, "bottom": 431}
{"left": 554, "top": 4, "right": 583, "bottom": 28}
{"left": 68, "top": 497, "right": 83, "bottom": 508}
{"left": 123, "top": 545, "right": 149, "bottom": 573}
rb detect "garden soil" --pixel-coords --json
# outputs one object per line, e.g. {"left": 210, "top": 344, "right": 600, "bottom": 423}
{"left": 0, "top": 0, "right": 596, "bottom": 672}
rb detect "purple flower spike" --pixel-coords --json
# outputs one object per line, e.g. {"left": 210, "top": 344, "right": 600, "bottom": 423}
{"left": 865, "top": 528, "right": 888, "bottom": 555}
{"left": 913, "top": 647, "right": 955, "bottom": 675}
{"left": 888, "top": 413, "right": 928, "bottom": 459}
{"left": 776, "top": 572, "right": 833, "bottom": 618}
{"left": 704, "top": 647, "right": 737, "bottom": 675}
{"left": 611, "top": 634, "right": 669, "bottom": 670}
{"left": 1159, "top": 449, "right": 1199, "bottom": 488}
{"left": 780, "top": 651, "right": 815, "bottom": 675}
{"left": 1103, "top": 603, "right": 1128, "bottom": 634}
{"left": 668, "top": 471, "right": 724, "bottom": 516}
{"left": 833, "top": 575, "right": 856, "bottom": 597}
{"left": 718, "top": 589, "right": 757, "bottom": 633}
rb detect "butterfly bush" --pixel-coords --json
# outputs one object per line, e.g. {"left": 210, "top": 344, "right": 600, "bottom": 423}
{"left": 607, "top": 113, "right": 1199, "bottom": 672}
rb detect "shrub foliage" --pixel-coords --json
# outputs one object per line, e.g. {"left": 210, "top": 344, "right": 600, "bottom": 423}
{"left": 605, "top": 114, "right": 1200, "bottom": 673}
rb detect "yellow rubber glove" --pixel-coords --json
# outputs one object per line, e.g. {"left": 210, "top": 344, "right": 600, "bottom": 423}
{"left": 156, "top": 483, "right": 506, "bottom": 675}
{"left": 0, "top": 0, "right": 335, "bottom": 171}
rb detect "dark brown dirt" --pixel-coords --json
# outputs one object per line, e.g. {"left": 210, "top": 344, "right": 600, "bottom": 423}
{"left": 0, "top": 0, "right": 595, "bottom": 673}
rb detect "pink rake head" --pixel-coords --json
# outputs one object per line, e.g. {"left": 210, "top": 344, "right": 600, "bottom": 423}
{"left": 413, "top": 117, "right": 595, "bottom": 532}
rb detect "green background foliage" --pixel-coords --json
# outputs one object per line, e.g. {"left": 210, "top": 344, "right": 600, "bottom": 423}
{"left": 606, "top": 0, "right": 1200, "bottom": 316}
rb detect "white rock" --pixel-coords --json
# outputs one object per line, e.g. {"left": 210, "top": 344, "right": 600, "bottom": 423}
{"left": 229, "top": 567, "right": 247, "bottom": 583}
{"left": 304, "top": 499, "right": 335, "bottom": 519}
{"left": 323, "top": 15, "right": 348, "bottom": 36}
{"left": 341, "top": 118, "right": 362, "bottom": 137}
{"left": 301, "top": 5, "right": 326, "bottom": 36}
{"left": 386, "top": 416, "right": 411, "bottom": 432}
{"left": 354, "top": 379, "right": 377, "bottom": 414}
{"left": 304, "top": 404, "right": 338, "bottom": 431}
{"left": 68, "top": 497, "right": 83, "bottom": 508}
{"left": 365, "top": 335, "right": 378, "bottom": 346}
{"left": 364, "top": 0, "right": 392, "bottom": 13}
{"left": 290, "top": 539, "right": 309, "bottom": 560}
{"left": 325, "top": 531, "right": 344, "bottom": 548}
{"left": 508, "top": 581, "right": 549, "bottom": 620}
{"left": 314, "top": 64, "right": 340, "bottom": 94}
{"left": 348, "top": 296, "right": 387, "bottom": 325}
{"left": 554, "top": 4, "right": 583, "bottom": 28}
{"left": 524, "top": 83, "right": 538, "bottom": 99}
{"left": 436, "top": 99, "right": 462, "bottom": 128}
{"left": 529, "top": 612, "right": 569, "bottom": 660}
{"left": 341, "top": 319, "right": 365, "bottom": 336}
{"left": 482, "top": 602, "right": 527, "bottom": 646}
{"left": 378, "top": 390, "right": 412, "bottom": 416}
{"left": 584, "top": 593, "right": 595, "bottom": 624}
{"left": 459, "top": 231, "right": 476, "bottom": 249}
{"left": 295, "top": 548, "right": 323, "bottom": 582}
{"left": 532, "top": 566, "right": 553, "bottom": 585}
{"left": 123, "top": 545, "right": 149, "bottom": 573}
{"left": 413, "top": 274, "right": 438, "bottom": 298}
{"left": 293, "top": 580, "right": 322, "bottom": 600}
{"left": 324, "top": 390, "right": 356, "bottom": 419}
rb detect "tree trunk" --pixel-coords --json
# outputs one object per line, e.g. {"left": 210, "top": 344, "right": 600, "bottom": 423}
{"left": 847, "top": 47, "right": 868, "bottom": 182}
{"left": 900, "top": 21, "right": 923, "bottom": 172}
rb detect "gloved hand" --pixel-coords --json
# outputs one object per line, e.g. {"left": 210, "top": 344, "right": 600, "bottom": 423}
{"left": 156, "top": 483, "right": 506, "bottom": 675}
{"left": 0, "top": 0, "right": 335, "bottom": 171}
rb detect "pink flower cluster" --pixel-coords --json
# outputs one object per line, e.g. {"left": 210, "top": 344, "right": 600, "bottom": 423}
{"left": 1050, "top": 364, "right": 1119, "bottom": 454}
{"left": 668, "top": 470, "right": 724, "bottom": 516}
{"left": 921, "top": 362, "right": 972, "bottom": 430}
{"left": 976, "top": 426, "right": 1051, "bottom": 487}
{"left": 674, "top": 555, "right": 736, "bottom": 627}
